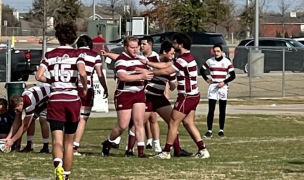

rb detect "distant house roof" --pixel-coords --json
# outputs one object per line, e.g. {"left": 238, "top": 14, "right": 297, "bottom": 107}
{"left": 263, "top": 15, "right": 304, "bottom": 24}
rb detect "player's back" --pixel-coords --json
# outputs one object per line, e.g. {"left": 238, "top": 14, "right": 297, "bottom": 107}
{"left": 76, "top": 47, "right": 101, "bottom": 88}
{"left": 40, "top": 46, "right": 81, "bottom": 98}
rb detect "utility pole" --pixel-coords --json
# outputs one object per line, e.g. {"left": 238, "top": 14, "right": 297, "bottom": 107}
{"left": 93, "top": 0, "right": 96, "bottom": 20}
{"left": 254, "top": 0, "right": 259, "bottom": 48}
{"left": 0, "top": 0, "right": 2, "bottom": 39}
{"left": 246, "top": 0, "right": 251, "bottom": 38}
{"left": 111, "top": 0, "right": 115, "bottom": 20}
{"left": 42, "top": 0, "right": 47, "bottom": 56}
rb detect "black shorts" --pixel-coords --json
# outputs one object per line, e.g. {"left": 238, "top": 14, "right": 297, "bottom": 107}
{"left": 48, "top": 120, "right": 79, "bottom": 134}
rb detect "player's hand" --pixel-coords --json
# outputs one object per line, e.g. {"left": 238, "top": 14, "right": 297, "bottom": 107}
{"left": 83, "top": 88, "right": 88, "bottom": 97}
{"left": 100, "top": 50, "right": 108, "bottom": 56}
{"left": 103, "top": 89, "right": 109, "bottom": 99}
{"left": 217, "top": 81, "right": 225, "bottom": 88}
{"left": 140, "top": 70, "right": 154, "bottom": 81}
{"left": 136, "top": 56, "right": 148, "bottom": 65}
{"left": 4, "top": 139, "right": 14, "bottom": 149}
{"left": 206, "top": 79, "right": 212, "bottom": 84}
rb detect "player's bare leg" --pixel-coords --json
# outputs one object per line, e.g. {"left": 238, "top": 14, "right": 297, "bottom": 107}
{"left": 145, "top": 116, "right": 153, "bottom": 149}
{"left": 73, "top": 106, "right": 91, "bottom": 155}
{"left": 102, "top": 109, "right": 132, "bottom": 156}
{"left": 148, "top": 112, "right": 162, "bottom": 153}
{"left": 157, "top": 106, "right": 192, "bottom": 157}
{"left": 132, "top": 103, "right": 146, "bottom": 157}
{"left": 63, "top": 133, "right": 75, "bottom": 180}
{"left": 19, "top": 119, "right": 35, "bottom": 153}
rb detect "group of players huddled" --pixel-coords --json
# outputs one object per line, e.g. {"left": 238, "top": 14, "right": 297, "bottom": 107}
{"left": 0, "top": 20, "right": 235, "bottom": 180}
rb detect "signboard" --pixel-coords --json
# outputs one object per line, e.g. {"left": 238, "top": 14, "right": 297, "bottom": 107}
{"left": 132, "top": 17, "right": 145, "bottom": 35}
{"left": 92, "top": 69, "right": 109, "bottom": 112}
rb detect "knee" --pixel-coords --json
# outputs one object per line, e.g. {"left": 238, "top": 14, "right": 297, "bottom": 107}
{"left": 116, "top": 124, "right": 128, "bottom": 132}
{"left": 182, "top": 121, "right": 190, "bottom": 129}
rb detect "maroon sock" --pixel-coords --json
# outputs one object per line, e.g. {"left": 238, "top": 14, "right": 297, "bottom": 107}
{"left": 73, "top": 146, "right": 78, "bottom": 151}
{"left": 163, "top": 143, "right": 173, "bottom": 152}
{"left": 127, "top": 134, "right": 136, "bottom": 152}
{"left": 53, "top": 161, "right": 60, "bottom": 168}
{"left": 173, "top": 134, "right": 182, "bottom": 153}
{"left": 196, "top": 140, "right": 205, "bottom": 150}
{"left": 137, "top": 145, "right": 144, "bottom": 157}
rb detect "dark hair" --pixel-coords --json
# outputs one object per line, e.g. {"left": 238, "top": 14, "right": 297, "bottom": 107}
{"left": 213, "top": 44, "right": 223, "bottom": 51}
{"left": 97, "top": 32, "right": 102, "bottom": 35}
{"left": 55, "top": 21, "right": 78, "bottom": 46}
{"left": 123, "top": 36, "right": 139, "bottom": 47}
{"left": 76, "top": 35, "right": 93, "bottom": 49}
{"left": 159, "top": 41, "right": 173, "bottom": 54}
{"left": 141, "top": 35, "right": 154, "bottom": 44}
{"left": 0, "top": 98, "right": 7, "bottom": 108}
{"left": 173, "top": 32, "right": 192, "bottom": 50}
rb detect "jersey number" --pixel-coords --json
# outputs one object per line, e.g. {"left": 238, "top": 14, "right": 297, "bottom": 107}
{"left": 54, "top": 64, "right": 71, "bottom": 82}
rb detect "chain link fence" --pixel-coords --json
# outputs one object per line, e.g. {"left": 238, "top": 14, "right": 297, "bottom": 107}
{"left": 1, "top": 42, "right": 304, "bottom": 101}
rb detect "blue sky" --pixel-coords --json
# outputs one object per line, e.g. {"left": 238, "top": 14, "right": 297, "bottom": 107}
{"left": 3, "top": 0, "right": 303, "bottom": 13}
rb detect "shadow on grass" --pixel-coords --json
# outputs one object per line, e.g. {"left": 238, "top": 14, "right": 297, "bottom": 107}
{"left": 282, "top": 169, "right": 304, "bottom": 173}
{"left": 288, "top": 160, "right": 304, "bottom": 165}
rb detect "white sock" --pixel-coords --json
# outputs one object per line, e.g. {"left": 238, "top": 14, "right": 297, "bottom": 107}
{"left": 219, "top": 129, "right": 224, "bottom": 132}
{"left": 43, "top": 139, "right": 49, "bottom": 144}
{"left": 137, "top": 142, "right": 145, "bottom": 146}
{"left": 73, "top": 142, "right": 80, "bottom": 147}
{"left": 27, "top": 135, "right": 34, "bottom": 142}
{"left": 147, "top": 138, "right": 152, "bottom": 145}
{"left": 112, "top": 136, "right": 121, "bottom": 144}
{"left": 53, "top": 158, "right": 63, "bottom": 167}
{"left": 208, "top": 130, "right": 212, "bottom": 133}
{"left": 154, "top": 139, "right": 162, "bottom": 153}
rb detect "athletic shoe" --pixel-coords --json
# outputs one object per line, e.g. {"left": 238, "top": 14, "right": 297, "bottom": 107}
{"left": 204, "top": 131, "right": 213, "bottom": 138}
{"left": 124, "top": 150, "right": 135, "bottom": 157}
{"left": 54, "top": 166, "right": 64, "bottom": 180}
{"left": 194, "top": 149, "right": 210, "bottom": 159}
{"left": 173, "top": 149, "right": 193, "bottom": 157}
{"left": 138, "top": 154, "right": 148, "bottom": 158}
{"left": 73, "top": 151, "right": 82, "bottom": 156}
{"left": 101, "top": 142, "right": 110, "bottom": 157}
{"left": 39, "top": 147, "right": 49, "bottom": 153}
{"left": 112, "top": 142, "right": 120, "bottom": 149}
{"left": 19, "top": 145, "right": 34, "bottom": 153}
{"left": 146, "top": 144, "right": 152, "bottom": 149}
{"left": 153, "top": 151, "right": 171, "bottom": 159}
{"left": 218, "top": 131, "right": 225, "bottom": 137}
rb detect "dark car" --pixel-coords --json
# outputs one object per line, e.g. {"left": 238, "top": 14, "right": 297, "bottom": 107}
{"left": 233, "top": 37, "right": 304, "bottom": 73}
{"left": 108, "top": 31, "right": 228, "bottom": 74}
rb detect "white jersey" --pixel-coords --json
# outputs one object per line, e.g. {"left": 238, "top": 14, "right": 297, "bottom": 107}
{"left": 202, "top": 57, "right": 234, "bottom": 83}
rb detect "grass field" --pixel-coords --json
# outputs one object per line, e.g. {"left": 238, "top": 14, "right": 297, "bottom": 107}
{"left": 1, "top": 114, "right": 304, "bottom": 180}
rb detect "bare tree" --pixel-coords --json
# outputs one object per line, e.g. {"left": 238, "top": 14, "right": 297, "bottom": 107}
{"left": 278, "top": 0, "right": 291, "bottom": 16}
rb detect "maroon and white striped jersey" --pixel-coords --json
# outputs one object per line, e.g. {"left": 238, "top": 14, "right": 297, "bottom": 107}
{"left": 76, "top": 47, "right": 102, "bottom": 89}
{"left": 22, "top": 85, "right": 50, "bottom": 117}
{"left": 145, "top": 51, "right": 177, "bottom": 96}
{"left": 202, "top": 57, "right": 234, "bottom": 83}
{"left": 40, "top": 46, "right": 84, "bottom": 97}
{"left": 172, "top": 51, "right": 199, "bottom": 95}
{"left": 115, "top": 52, "right": 148, "bottom": 92}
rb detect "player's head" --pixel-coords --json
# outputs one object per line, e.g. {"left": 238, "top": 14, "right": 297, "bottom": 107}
{"left": 97, "top": 31, "right": 103, "bottom": 37}
{"left": 123, "top": 36, "right": 139, "bottom": 58}
{"left": 0, "top": 98, "right": 8, "bottom": 115}
{"left": 173, "top": 32, "right": 192, "bottom": 52}
{"left": 213, "top": 44, "right": 223, "bottom": 58}
{"left": 55, "top": 21, "right": 78, "bottom": 46}
{"left": 140, "top": 36, "right": 154, "bottom": 55}
{"left": 76, "top": 35, "right": 93, "bottom": 50}
{"left": 159, "top": 41, "right": 175, "bottom": 62}
{"left": 9, "top": 95, "right": 23, "bottom": 114}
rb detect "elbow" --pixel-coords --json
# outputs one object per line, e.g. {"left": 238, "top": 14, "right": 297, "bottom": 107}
{"left": 35, "top": 74, "right": 41, "bottom": 81}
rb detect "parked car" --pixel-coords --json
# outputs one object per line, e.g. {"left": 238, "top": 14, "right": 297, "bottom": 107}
{"left": 292, "top": 37, "right": 304, "bottom": 45}
{"left": 108, "top": 31, "right": 228, "bottom": 74}
{"left": 233, "top": 37, "right": 304, "bottom": 73}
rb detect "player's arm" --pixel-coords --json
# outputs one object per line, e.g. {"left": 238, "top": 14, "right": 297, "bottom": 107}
{"left": 100, "top": 50, "right": 119, "bottom": 60}
{"left": 152, "top": 66, "right": 176, "bottom": 76}
{"left": 77, "top": 60, "right": 88, "bottom": 95}
{"left": 200, "top": 62, "right": 212, "bottom": 84}
{"left": 95, "top": 65, "right": 108, "bottom": 98}
{"left": 36, "top": 66, "right": 48, "bottom": 83}
{"left": 223, "top": 70, "right": 236, "bottom": 84}
{"left": 169, "top": 81, "right": 176, "bottom": 91}
{"left": 5, "top": 112, "right": 22, "bottom": 140}
{"left": 140, "top": 57, "right": 172, "bottom": 69}
{"left": 5, "top": 115, "right": 33, "bottom": 148}
{"left": 117, "top": 71, "right": 153, "bottom": 82}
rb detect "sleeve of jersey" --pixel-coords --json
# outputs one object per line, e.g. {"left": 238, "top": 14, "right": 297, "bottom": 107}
{"left": 40, "top": 58, "right": 49, "bottom": 70}
{"left": 95, "top": 55, "right": 102, "bottom": 67}
{"left": 202, "top": 60, "right": 210, "bottom": 70}
{"left": 115, "top": 60, "right": 127, "bottom": 75}
{"left": 172, "top": 58, "right": 187, "bottom": 71}
{"left": 227, "top": 61, "right": 235, "bottom": 72}
{"left": 169, "top": 73, "right": 177, "bottom": 83}
{"left": 22, "top": 96, "right": 34, "bottom": 117}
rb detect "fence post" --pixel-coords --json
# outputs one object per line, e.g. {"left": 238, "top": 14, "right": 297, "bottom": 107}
{"left": 282, "top": 48, "right": 285, "bottom": 97}
{"left": 6, "top": 40, "right": 11, "bottom": 83}
{"left": 249, "top": 48, "right": 252, "bottom": 98}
